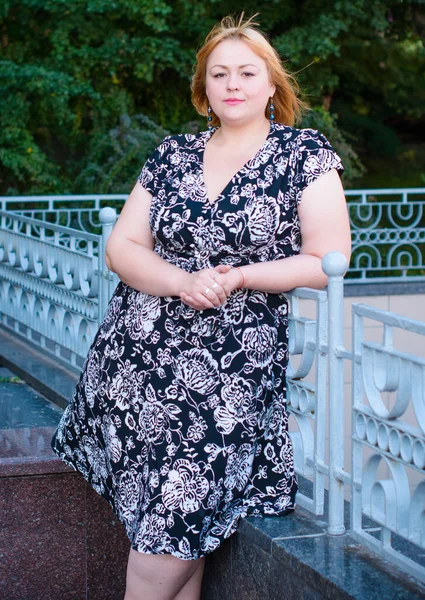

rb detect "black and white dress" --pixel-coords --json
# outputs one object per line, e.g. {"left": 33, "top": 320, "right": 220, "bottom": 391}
{"left": 51, "top": 122, "right": 344, "bottom": 560}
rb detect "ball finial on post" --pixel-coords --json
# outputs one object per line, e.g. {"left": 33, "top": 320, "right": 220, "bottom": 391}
{"left": 98, "top": 207, "right": 117, "bottom": 225}
{"left": 322, "top": 251, "right": 349, "bottom": 278}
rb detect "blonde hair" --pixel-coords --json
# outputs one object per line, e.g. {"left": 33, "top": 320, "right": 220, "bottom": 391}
{"left": 191, "top": 13, "right": 309, "bottom": 128}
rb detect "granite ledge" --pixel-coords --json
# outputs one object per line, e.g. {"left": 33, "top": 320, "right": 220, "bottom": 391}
{"left": 237, "top": 506, "right": 425, "bottom": 600}
{"left": 0, "top": 455, "right": 74, "bottom": 477}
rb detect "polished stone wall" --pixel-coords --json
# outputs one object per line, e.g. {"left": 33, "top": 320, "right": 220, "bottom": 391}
{"left": 201, "top": 508, "right": 425, "bottom": 600}
{"left": 0, "top": 448, "right": 130, "bottom": 600}
{"left": 2, "top": 432, "right": 425, "bottom": 600}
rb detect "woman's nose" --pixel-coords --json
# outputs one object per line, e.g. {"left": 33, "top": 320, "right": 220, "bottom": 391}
{"left": 226, "top": 74, "right": 240, "bottom": 91}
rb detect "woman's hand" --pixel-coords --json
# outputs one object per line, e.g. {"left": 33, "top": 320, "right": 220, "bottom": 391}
{"left": 213, "top": 264, "right": 244, "bottom": 296}
{"left": 180, "top": 265, "right": 243, "bottom": 311}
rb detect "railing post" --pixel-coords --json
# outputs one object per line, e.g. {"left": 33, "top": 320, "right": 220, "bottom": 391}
{"left": 98, "top": 207, "right": 118, "bottom": 323}
{"left": 322, "top": 251, "right": 349, "bottom": 535}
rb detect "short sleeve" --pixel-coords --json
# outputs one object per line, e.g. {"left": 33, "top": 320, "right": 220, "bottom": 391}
{"left": 137, "top": 135, "right": 172, "bottom": 196}
{"left": 294, "top": 128, "right": 344, "bottom": 205}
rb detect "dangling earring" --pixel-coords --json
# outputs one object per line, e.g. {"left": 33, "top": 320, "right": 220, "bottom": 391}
{"left": 269, "top": 98, "right": 275, "bottom": 131}
{"left": 207, "top": 105, "right": 213, "bottom": 130}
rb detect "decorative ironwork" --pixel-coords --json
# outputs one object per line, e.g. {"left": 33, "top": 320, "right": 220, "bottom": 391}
{"left": 345, "top": 188, "right": 425, "bottom": 283}
{"left": 285, "top": 287, "right": 328, "bottom": 516}
{"left": 351, "top": 303, "right": 425, "bottom": 581}
{"left": 0, "top": 208, "right": 118, "bottom": 368}
{"left": 2, "top": 188, "right": 425, "bottom": 283}
{"left": 0, "top": 195, "right": 126, "bottom": 235}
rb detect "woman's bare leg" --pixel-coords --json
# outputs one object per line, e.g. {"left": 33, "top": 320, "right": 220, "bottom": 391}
{"left": 173, "top": 556, "right": 206, "bottom": 600}
{"left": 124, "top": 548, "right": 204, "bottom": 600}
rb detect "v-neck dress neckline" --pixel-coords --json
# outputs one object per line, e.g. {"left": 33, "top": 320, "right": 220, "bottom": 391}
{"left": 200, "top": 125, "right": 274, "bottom": 207}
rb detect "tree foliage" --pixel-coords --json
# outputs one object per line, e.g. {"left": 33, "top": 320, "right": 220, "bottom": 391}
{"left": 0, "top": 0, "right": 424, "bottom": 194}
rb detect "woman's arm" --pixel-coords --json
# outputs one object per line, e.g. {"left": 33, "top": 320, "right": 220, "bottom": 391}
{"left": 105, "top": 183, "right": 188, "bottom": 297}
{"left": 105, "top": 183, "right": 229, "bottom": 306}
{"left": 237, "top": 169, "right": 351, "bottom": 293}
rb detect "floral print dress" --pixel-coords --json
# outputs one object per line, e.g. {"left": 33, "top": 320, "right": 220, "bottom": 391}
{"left": 51, "top": 123, "right": 344, "bottom": 560}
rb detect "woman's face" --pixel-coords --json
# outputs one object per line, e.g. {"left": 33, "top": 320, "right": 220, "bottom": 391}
{"left": 205, "top": 38, "right": 275, "bottom": 128}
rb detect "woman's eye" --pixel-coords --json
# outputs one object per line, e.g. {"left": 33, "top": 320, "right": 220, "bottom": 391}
{"left": 243, "top": 72, "right": 255, "bottom": 77}
{"left": 213, "top": 73, "right": 225, "bottom": 78}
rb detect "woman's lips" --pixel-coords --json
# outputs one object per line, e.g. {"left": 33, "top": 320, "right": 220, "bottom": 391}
{"left": 224, "top": 99, "right": 244, "bottom": 105}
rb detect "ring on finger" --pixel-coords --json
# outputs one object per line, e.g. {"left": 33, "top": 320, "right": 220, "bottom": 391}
{"left": 212, "top": 272, "right": 219, "bottom": 279}
{"left": 204, "top": 287, "right": 211, "bottom": 295}
{"left": 211, "top": 281, "right": 218, "bottom": 289}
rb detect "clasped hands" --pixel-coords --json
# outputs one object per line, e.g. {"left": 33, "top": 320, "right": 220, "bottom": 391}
{"left": 179, "top": 264, "right": 243, "bottom": 311}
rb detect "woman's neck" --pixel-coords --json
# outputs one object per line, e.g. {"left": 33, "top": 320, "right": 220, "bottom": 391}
{"left": 210, "top": 118, "right": 271, "bottom": 149}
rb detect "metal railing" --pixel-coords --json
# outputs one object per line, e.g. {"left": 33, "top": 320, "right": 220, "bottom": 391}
{"left": 285, "top": 286, "right": 328, "bottom": 516}
{"left": 0, "top": 198, "right": 424, "bottom": 583}
{"left": 2, "top": 188, "right": 425, "bottom": 284}
{"left": 345, "top": 188, "right": 425, "bottom": 283}
{"left": 0, "top": 208, "right": 118, "bottom": 367}
{"left": 0, "top": 195, "right": 126, "bottom": 236}
{"left": 350, "top": 302, "right": 425, "bottom": 581}
{"left": 284, "top": 254, "right": 425, "bottom": 582}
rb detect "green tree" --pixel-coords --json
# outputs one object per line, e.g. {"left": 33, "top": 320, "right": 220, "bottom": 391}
{"left": 0, "top": 0, "right": 423, "bottom": 194}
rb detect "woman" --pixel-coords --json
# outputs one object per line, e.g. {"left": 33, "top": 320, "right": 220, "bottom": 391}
{"left": 51, "top": 13, "right": 351, "bottom": 600}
